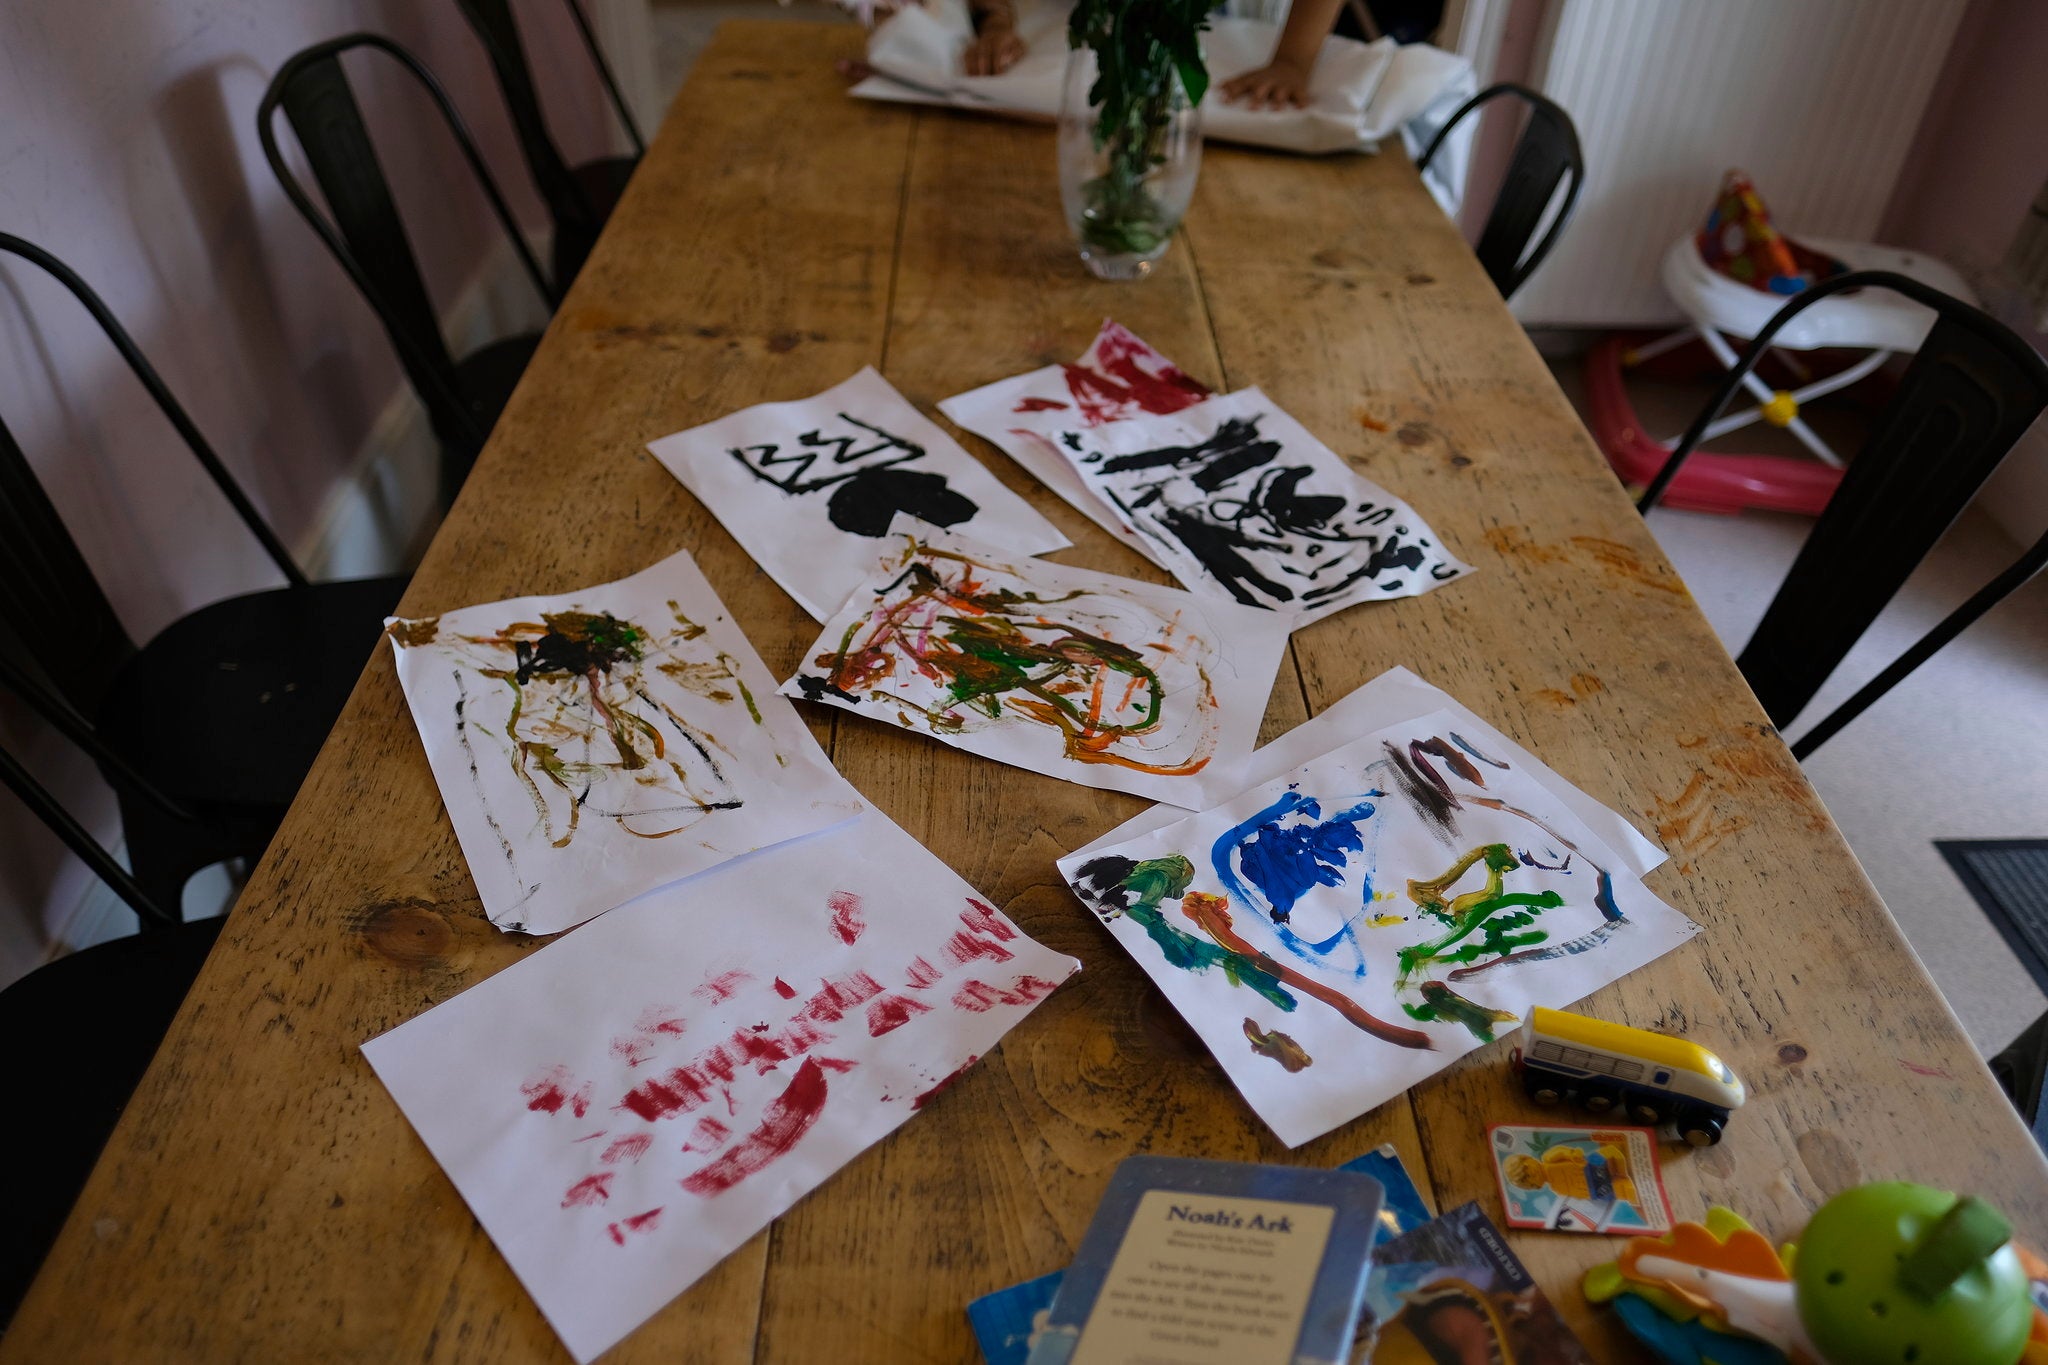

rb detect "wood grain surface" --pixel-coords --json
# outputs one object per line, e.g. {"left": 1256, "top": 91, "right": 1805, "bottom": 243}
{"left": 8, "top": 21, "right": 2042, "bottom": 1363}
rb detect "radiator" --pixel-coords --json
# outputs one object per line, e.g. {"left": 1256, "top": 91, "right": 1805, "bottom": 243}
{"left": 1509, "top": 0, "right": 1966, "bottom": 327}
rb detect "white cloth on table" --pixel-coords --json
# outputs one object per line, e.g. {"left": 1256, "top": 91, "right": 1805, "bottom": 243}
{"left": 851, "top": 0, "right": 1475, "bottom": 208}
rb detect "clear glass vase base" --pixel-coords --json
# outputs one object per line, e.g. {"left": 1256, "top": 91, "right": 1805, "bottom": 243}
{"left": 1077, "top": 244, "right": 1171, "bottom": 281}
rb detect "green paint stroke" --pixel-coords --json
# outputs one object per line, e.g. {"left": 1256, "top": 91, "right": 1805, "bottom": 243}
{"left": 1079, "top": 855, "right": 1297, "bottom": 1013}
{"left": 1397, "top": 843, "right": 1562, "bottom": 987}
{"left": 1404, "top": 980, "right": 1519, "bottom": 1043}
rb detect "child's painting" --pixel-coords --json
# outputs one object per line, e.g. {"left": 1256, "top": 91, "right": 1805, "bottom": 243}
{"left": 386, "top": 550, "right": 857, "bottom": 935}
{"left": 1059, "top": 707, "right": 1698, "bottom": 1146}
{"left": 780, "top": 525, "right": 1292, "bottom": 808}
{"left": 1053, "top": 388, "right": 1471, "bottom": 622}
{"left": 648, "top": 368, "right": 1069, "bottom": 620}
{"left": 939, "top": 320, "right": 1212, "bottom": 564}
{"left": 363, "top": 807, "right": 1081, "bottom": 1364}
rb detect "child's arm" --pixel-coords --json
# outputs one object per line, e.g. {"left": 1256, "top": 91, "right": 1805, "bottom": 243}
{"left": 1220, "top": 0, "right": 1345, "bottom": 109}
{"left": 964, "top": 0, "right": 1026, "bottom": 76}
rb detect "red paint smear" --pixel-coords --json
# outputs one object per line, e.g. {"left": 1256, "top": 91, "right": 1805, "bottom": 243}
{"left": 694, "top": 970, "right": 753, "bottom": 1004}
{"left": 605, "top": 1206, "right": 664, "bottom": 1245}
{"left": 865, "top": 994, "right": 933, "bottom": 1037}
{"left": 904, "top": 956, "right": 942, "bottom": 989}
{"left": 562, "top": 1172, "right": 614, "bottom": 1208}
{"left": 618, "top": 1067, "right": 713, "bottom": 1121}
{"left": 802, "top": 971, "right": 885, "bottom": 1024}
{"left": 680, "top": 1058, "right": 831, "bottom": 1197}
{"left": 573, "top": 1130, "right": 609, "bottom": 1143}
{"left": 828, "top": 891, "right": 867, "bottom": 945}
{"left": 813, "top": 1055, "right": 858, "bottom": 1072}
{"left": 685, "top": 1115, "right": 731, "bottom": 1151}
{"left": 773, "top": 977, "right": 798, "bottom": 999}
{"left": 521, "top": 1066, "right": 593, "bottom": 1118}
{"left": 1012, "top": 395, "right": 1069, "bottom": 412}
{"left": 911, "top": 1056, "right": 978, "bottom": 1111}
{"left": 942, "top": 929, "right": 1015, "bottom": 968}
{"left": 600, "top": 1132, "right": 653, "bottom": 1165}
{"left": 951, "top": 975, "right": 1062, "bottom": 1013}
{"left": 1061, "top": 323, "right": 1210, "bottom": 425}
{"left": 960, "top": 899, "right": 1019, "bottom": 942}
{"left": 1899, "top": 1058, "right": 1955, "bottom": 1079}
{"left": 611, "top": 1006, "right": 689, "bottom": 1066}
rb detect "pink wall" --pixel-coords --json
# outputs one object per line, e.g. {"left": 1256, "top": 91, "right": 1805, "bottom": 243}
{"left": 0, "top": 0, "right": 610, "bottom": 959}
{"left": 1878, "top": 0, "right": 2048, "bottom": 547}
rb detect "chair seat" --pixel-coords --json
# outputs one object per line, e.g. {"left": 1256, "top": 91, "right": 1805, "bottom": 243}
{"left": 0, "top": 916, "right": 225, "bottom": 1325}
{"left": 1663, "top": 235, "right": 1977, "bottom": 352}
{"left": 96, "top": 575, "right": 406, "bottom": 810}
{"left": 454, "top": 333, "right": 542, "bottom": 445}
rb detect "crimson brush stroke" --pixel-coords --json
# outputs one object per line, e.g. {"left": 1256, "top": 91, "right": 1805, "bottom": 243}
{"left": 680, "top": 1057, "right": 836, "bottom": 1197}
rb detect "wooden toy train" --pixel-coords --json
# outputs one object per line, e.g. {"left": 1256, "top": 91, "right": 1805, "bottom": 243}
{"left": 1512, "top": 1006, "right": 1746, "bottom": 1146}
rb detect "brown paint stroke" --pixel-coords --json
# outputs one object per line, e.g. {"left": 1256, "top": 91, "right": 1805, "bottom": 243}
{"left": 1181, "top": 892, "right": 1433, "bottom": 1050}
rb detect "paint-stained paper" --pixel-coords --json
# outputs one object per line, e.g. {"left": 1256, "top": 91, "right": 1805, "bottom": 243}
{"left": 938, "top": 320, "right": 1213, "bottom": 565}
{"left": 647, "top": 368, "right": 1069, "bottom": 621}
{"left": 386, "top": 550, "right": 857, "bottom": 936}
{"left": 363, "top": 807, "right": 1080, "bottom": 1365}
{"left": 1073, "top": 666, "right": 1669, "bottom": 881}
{"left": 1050, "top": 388, "right": 1472, "bottom": 623}
{"left": 780, "top": 525, "right": 1292, "bottom": 808}
{"left": 1060, "top": 708, "right": 1698, "bottom": 1147}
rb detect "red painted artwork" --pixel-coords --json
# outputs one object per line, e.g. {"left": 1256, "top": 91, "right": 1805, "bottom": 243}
{"left": 680, "top": 1058, "right": 836, "bottom": 1197}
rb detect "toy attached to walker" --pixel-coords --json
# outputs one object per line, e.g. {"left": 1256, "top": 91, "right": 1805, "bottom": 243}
{"left": 1583, "top": 170, "right": 1974, "bottom": 516}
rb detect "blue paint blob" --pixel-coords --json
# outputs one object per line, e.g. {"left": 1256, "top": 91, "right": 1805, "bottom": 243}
{"left": 1211, "top": 790, "right": 1379, "bottom": 925}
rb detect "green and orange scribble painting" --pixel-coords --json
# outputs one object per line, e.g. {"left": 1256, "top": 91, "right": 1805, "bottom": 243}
{"left": 791, "top": 542, "right": 1220, "bottom": 779}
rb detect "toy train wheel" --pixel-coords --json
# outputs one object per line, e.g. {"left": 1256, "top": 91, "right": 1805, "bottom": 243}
{"left": 1531, "top": 1085, "right": 1563, "bottom": 1106}
{"left": 1582, "top": 1086, "right": 1618, "bottom": 1113}
{"left": 1680, "top": 1114, "right": 1725, "bottom": 1147}
{"left": 1630, "top": 1102, "right": 1662, "bottom": 1125}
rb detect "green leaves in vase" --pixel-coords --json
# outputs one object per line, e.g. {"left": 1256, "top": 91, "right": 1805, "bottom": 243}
{"left": 1067, "top": 0, "right": 1212, "bottom": 257}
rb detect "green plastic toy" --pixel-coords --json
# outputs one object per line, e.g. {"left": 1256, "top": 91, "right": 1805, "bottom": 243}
{"left": 1794, "top": 1183, "right": 2034, "bottom": 1365}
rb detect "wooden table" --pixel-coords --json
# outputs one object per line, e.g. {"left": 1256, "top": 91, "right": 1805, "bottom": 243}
{"left": 12, "top": 22, "right": 2045, "bottom": 1362}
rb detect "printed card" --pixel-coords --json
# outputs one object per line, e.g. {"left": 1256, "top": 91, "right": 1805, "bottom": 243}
{"left": 1488, "top": 1125, "right": 1673, "bottom": 1235}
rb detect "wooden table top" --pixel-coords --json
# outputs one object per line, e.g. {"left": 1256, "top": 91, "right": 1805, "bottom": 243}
{"left": 11, "top": 21, "right": 2044, "bottom": 1363}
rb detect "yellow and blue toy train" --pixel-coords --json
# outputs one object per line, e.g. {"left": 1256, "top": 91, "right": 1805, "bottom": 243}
{"left": 1512, "top": 1006, "right": 1745, "bottom": 1146}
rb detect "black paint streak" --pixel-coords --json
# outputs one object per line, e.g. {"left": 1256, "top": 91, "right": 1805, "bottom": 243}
{"left": 1096, "top": 416, "right": 1279, "bottom": 490}
{"left": 728, "top": 412, "right": 981, "bottom": 538}
{"left": 825, "top": 466, "right": 976, "bottom": 536}
{"left": 1155, "top": 505, "right": 1295, "bottom": 606}
{"left": 1383, "top": 739, "right": 1459, "bottom": 835}
{"left": 793, "top": 673, "right": 859, "bottom": 704}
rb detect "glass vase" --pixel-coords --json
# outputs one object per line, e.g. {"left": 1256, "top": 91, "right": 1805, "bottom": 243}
{"left": 1057, "top": 48, "right": 1204, "bottom": 281}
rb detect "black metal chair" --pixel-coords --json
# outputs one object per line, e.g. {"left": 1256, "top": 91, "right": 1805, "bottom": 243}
{"left": 0, "top": 233, "right": 406, "bottom": 919}
{"left": 0, "top": 741, "right": 224, "bottom": 1326}
{"left": 458, "top": 0, "right": 645, "bottom": 289}
{"left": 1416, "top": 82, "right": 1583, "bottom": 300}
{"left": 257, "top": 33, "right": 557, "bottom": 503}
{"left": 1638, "top": 271, "right": 2048, "bottom": 760}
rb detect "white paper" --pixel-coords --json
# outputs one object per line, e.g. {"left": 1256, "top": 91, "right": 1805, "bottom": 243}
{"left": 386, "top": 550, "right": 858, "bottom": 935}
{"left": 1075, "top": 666, "right": 1668, "bottom": 882}
{"left": 853, "top": 1, "right": 1454, "bottom": 159}
{"left": 940, "top": 319, "right": 1211, "bottom": 567}
{"left": 647, "top": 368, "right": 1069, "bottom": 621}
{"left": 780, "top": 523, "right": 1291, "bottom": 808}
{"left": 1046, "top": 388, "right": 1472, "bottom": 624}
{"left": 1059, "top": 707, "right": 1698, "bottom": 1147}
{"left": 363, "top": 808, "right": 1080, "bottom": 1364}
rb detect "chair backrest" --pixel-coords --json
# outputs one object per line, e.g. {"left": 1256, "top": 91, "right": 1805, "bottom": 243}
{"left": 0, "top": 737, "right": 177, "bottom": 929}
{"left": 1638, "top": 270, "right": 2048, "bottom": 758}
{"left": 456, "top": 0, "right": 646, "bottom": 235}
{"left": 0, "top": 233, "right": 312, "bottom": 708}
{"left": 256, "top": 34, "right": 555, "bottom": 454}
{"left": 1417, "top": 83, "right": 1584, "bottom": 300}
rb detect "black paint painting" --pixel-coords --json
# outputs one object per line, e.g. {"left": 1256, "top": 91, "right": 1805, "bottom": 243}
{"left": 728, "top": 413, "right": 979, "bottom": 537}
{"left": 1074, "top": 400, "right": 1466, "bottom": 621}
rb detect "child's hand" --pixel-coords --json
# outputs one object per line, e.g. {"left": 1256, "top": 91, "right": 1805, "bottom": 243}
{"left": 963, "top": 19, "right": 1026, "bottom": 75}
{"left": 1221, "top": 57, "right": 1313, "bottom": 110}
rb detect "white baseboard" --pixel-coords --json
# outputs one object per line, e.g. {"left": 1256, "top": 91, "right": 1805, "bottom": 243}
{"left": 37, "top": 230, "right": 554, "bottom": 962}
